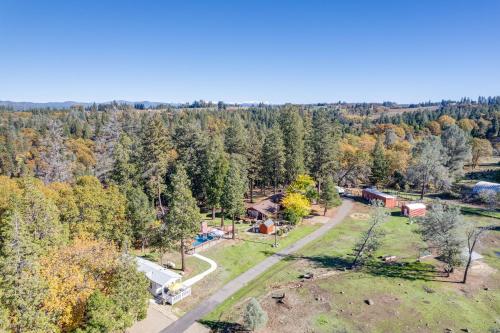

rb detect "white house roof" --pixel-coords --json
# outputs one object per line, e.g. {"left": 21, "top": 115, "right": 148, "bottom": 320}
{"left": 136, "top": 257, "right": 181, "bottom": 287}
{"left": 404, "top": 202, "right": 426, "bottom": 210}
{"left": 472, "top": 181, "right": 500, "bottom": 193}
{"left": 363, "top": 188, "right": 396, "bottom": 199}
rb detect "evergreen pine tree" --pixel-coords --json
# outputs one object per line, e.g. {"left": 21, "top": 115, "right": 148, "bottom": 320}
{"left": 221, "top": 156, "right": 247, "bottom": 237}
{"left": 261, "top": 125, "right": 286, "bottom": 194}
{"left": 320, "top": 176, "right": 341, "bottom": 215}
{"left": 280, "top": 108, "right": 305, "bottom": 184}
{"left": 370, "top": 137, "right": 390, "bottom": 186}
{"left": 165, "top": 164, "right": 201, "bottom": 271}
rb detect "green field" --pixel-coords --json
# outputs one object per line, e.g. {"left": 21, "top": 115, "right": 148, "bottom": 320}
{"left": 203, "top": 203, "right": 500, "bottom": 333}
{"left": 172, "top": 218, "right": 320, "bottom": 314}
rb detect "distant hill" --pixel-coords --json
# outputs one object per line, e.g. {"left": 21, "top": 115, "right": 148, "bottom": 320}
{"left": 0, "top": 100, "right": 168, "bottom": 111}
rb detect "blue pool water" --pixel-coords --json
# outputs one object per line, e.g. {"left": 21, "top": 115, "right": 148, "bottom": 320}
{"left": 193, "top": 234, "right": 215, "bottom": 247}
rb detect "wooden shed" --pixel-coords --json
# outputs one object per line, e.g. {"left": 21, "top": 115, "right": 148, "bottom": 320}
{"left": 401, "top": 202, "right": 426, "bottom": 217}
{"left": 259, "top": 219, "right": 275, "bottom": 234}
{"left": 362, "top": 188, "right": 397, "bottom": 208}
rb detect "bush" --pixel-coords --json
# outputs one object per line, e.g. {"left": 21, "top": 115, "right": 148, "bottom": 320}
{"left": 243, "top": 298, "right": 268, "bottom": 331}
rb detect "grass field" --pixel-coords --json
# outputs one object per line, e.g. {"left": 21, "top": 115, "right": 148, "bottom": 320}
{"left": 203, "top": 202, "right": 500, "bottom": 333}
{"left": 171, "top": 216, "right": 321, "bottom": 315}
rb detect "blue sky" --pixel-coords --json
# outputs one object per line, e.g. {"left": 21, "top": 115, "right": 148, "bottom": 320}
{"left": 1, "top": 0, "right": 499, "bottom": 104}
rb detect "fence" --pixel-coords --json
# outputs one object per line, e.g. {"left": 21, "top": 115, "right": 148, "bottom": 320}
{"left": 164, "top": 287, "right": 191, "bottom": 305}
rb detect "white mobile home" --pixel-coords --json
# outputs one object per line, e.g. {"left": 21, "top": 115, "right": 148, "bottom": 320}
{"left": 136, "top": 257, "right": 182, "bottom": 296}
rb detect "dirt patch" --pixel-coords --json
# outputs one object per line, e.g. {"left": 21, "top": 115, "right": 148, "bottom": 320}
{"left": 350, "top": 213, "right": 370, "bottom": 220}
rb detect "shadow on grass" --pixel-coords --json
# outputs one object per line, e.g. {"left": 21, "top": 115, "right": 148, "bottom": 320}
{"left": 460, "top": 206, "right": 500, "bottom": 219}
{"left": 262, "top": 250, "right": 451, "bottom": 282}
{"left": 198, "top": 320, "right": 247, "bottom": 332}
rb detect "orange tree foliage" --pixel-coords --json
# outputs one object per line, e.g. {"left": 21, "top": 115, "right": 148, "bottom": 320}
{"left": 40, "top": 238, "right": 136, "bottom": 332}
{"left": 437, "top": 115, "right": 456, "bottom": 128}
{"left": 426, "top": 121, "right": 442, "bottom": 135}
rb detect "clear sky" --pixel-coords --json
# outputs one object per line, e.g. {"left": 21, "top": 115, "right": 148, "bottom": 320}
{"left": 1, "top": 0, "right": 499, "bottom": 104}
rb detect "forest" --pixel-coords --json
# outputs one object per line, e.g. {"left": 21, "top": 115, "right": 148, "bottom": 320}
{"left": 0, "top": 96, "right": 499, "bottom": 332}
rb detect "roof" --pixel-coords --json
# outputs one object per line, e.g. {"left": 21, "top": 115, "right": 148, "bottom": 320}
{"left": 136, "top": 257, "right": 182, "bottom": 287}
{"left": 472, "top": 181, "right": 500, "bottom": 193}
{"left": 363, "top": 188, "right": 396, "bottom": 199}
{"left": 403, "top": 202, "right": 426, "bottom": 210}
{"left": 263, "top": 219, "right": 274, "bottom": 227}
{"left": 248, "top": 198, "right": 278, "bottom": 216}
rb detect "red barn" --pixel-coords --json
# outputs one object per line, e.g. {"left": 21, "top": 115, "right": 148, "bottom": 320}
{"left": 362, "top": 188, "right": 397, "bottom": 208}
{"left": 401, "top": 202, "right": 426, "bottom": 217}
{"left": 259, "top": 219, "right": 275, "bottom": 234}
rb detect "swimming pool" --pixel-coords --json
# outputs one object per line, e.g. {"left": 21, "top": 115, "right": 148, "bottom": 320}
{"left": 192, "top": 234, "right": 215, "bottom": 247}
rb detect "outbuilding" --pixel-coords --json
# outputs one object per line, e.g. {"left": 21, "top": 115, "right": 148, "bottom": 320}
{"left": 401, "top": 202, "right": 426, "bottom": 217}
{"left": 362, "top": 188, "right": 397, "bottom": 208}
{"left": 472, "top": 181, "right": 500, "bottom": 194}
{"left": 259, "top": 219, "right": 275, "bottom": 234}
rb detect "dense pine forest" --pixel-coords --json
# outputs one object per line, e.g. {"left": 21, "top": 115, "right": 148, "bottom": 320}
{"left": 1, "top": 97, "right": 499, "bottom": 332}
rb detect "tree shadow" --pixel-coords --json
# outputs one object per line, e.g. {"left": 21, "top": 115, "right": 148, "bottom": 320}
{"left": 198, "top": 320, "right": 247, "bottom": 332}
{"left": 364, "top": 260, "right": 447, "bottom": 281}
{"left": 261, "top": 250, "right": 453, "bottom": 282}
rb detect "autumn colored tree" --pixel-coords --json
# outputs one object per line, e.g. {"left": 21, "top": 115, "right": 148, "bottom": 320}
{"left": 282, "top": 192, "right": 311, "bottom": 224}
{"left": 471, "top": 138, "right": 493, "bottom": 169}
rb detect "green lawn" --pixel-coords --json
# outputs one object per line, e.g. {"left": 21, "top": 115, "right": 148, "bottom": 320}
{"left": 203, "top": 203, "right": 500, "bottom": 333}
{"left": 172, "top": 220, "right": 321, "bottom": 314}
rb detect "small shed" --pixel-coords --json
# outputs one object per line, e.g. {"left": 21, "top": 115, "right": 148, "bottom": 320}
{"left": 259, "top": 219, "right": 275, "bottom": 234}
{"left": 472, "top": 181, "right": 500, "bottom": 194}
{"left": 401, "top": 202, "right": 426, "bottom": 217}
{"left": 362, "top": 188, "right": 397, "bottom": 208}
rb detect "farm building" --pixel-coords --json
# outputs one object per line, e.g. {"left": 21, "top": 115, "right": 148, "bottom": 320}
{"left": 401, "top": 202, "right": 426, "bottom": 217}
{"left": 259, "top": 219, "right": 275, "bottom": 234}
{"left": 362, "top": 188, "right": 397, "bottom": 208}
{"left": 472, "top": 181, "right": 500, "bottom": 194}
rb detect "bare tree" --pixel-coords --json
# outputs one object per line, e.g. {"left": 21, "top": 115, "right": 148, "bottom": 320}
{"left": 38, "top": 121, "right": 73, "bottom": 183}
{"left": 462, "top": 225, "right": 493, "bottom": 283}
{"left": 351, "top": 201, "right": 388, "bottom": 268}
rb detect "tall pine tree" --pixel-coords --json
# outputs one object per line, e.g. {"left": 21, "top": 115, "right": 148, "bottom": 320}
{"left": 261, "top": 125, "right": 286, "bottom": 194}
{"left": 165, "top": 164, "right": 201, "bottom": 271}
{"left": 280, "top": 108, "right": 305, "bottom": 184}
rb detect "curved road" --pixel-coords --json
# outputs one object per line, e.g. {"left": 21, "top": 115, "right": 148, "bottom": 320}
{"left": 161, "top": 199, "right": 354, "bottom": 333}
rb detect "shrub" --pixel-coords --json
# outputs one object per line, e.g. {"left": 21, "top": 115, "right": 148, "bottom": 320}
{"left": 243, "top": 298, "right": 268, "bottom": 331}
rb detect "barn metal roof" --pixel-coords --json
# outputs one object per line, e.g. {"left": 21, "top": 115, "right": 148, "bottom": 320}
{"left": 472, "top": 181, "right": 500, "bottom": 193}
{"left": 363, "top": 188, "right": 396, "bottom": 199}
{"left": 403, "top": 202, "right": 426, "bottom": 209}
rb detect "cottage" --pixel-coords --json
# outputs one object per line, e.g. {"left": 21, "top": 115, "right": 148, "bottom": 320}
{"left": 362, "top": 188, "right": 397, "bottom": 208}
{"left": 472, "top": 181, "right": 500, "bottom": 194}
{"left": 401, "top": 202, "right": 426, "bottom": 217}
{"left": 259, "top": 219, "right": 275, "bottom": 234}
{"left": 247, "top": 195, "right": 281, "bottom": 220}
{"left": 136, "top": 257, "right": 182, "bottom": 296}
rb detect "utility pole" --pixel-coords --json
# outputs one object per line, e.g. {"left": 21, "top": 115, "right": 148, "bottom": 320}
{"left": 274, "top": 201, "right": 278, "bottom": 247}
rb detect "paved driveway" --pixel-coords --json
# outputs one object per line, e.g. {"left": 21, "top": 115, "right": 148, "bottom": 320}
{"left": 160, "top": 199, "right": 354, "bottom": 333}
{"left": 127, "top": 301, "right": 209, "bottom": 333}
